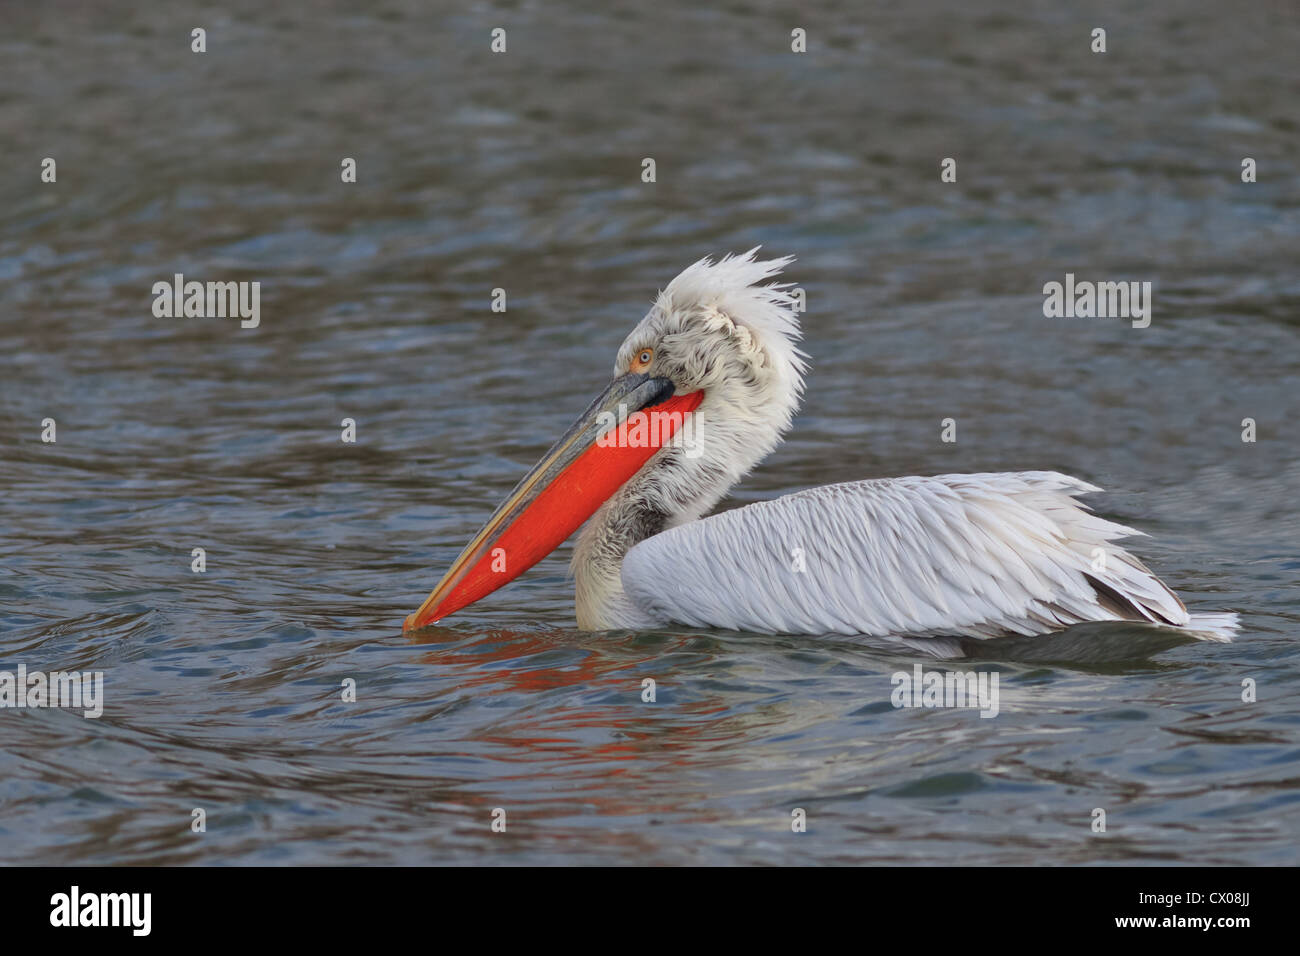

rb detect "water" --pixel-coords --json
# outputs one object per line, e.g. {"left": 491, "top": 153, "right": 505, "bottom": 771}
{"left": 2, "top": 0, "right": 1298, "bottom": 865}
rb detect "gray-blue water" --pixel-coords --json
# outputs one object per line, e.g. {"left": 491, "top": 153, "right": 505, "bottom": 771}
{"left": 1, "top": 0, "right": 1297, "bottom": 864}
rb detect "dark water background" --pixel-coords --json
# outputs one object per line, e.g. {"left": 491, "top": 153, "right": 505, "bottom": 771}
{"left": 1, "top": 0, "right": 1298, "bottom": 864}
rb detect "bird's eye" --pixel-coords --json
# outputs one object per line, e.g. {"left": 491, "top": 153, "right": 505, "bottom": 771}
{"left": 632, "top": 348, "right": 654, "bottom": 370}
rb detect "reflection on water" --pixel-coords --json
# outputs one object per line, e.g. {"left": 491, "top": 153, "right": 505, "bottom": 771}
{"left": 1, "top": 0, "right": 1298, "bottom": 864}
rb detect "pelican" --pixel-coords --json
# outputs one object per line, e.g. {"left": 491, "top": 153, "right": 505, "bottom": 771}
{"left": 405, "top": 250, "right": 1237, "bottom": 642}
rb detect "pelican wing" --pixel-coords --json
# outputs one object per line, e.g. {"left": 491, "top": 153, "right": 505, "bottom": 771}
{"left": 621, "top": 471, "right": 1204, "bottom": 639}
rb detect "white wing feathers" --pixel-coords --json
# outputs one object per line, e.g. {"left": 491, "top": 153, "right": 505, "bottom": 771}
{"left": 621, "top": 471, "right": 1231, "bottom": 640}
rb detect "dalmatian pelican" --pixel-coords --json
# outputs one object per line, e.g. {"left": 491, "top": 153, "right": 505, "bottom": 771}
{"left": 404, "top": 250, "right": 1236, "bottom": 641}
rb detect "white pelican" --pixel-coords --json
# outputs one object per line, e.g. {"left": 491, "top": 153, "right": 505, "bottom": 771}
{"left": 405, "top": 250, "right": 1237, "bottom": 642}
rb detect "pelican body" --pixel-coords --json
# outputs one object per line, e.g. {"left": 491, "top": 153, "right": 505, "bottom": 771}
{"left": 405, "top": 251, "right": 1235, "bottom": 642}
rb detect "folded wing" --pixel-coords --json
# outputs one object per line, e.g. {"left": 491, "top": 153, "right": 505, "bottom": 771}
{"left": 622, "top": 471, "right": 1209, "bottom": 639}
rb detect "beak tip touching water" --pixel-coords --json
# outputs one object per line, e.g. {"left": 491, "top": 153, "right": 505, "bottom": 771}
{"left": 404, "top": 594, "right": 456, "bottom": 633}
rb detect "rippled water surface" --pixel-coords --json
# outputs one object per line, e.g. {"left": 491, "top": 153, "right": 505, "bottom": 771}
{"left": 2, "top": 0, "right": 1298, "bottom": 864}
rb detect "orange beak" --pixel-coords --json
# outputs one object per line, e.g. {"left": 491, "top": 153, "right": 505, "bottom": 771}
{"left": 404, "top": 373, "right": 704, "bottom": 632}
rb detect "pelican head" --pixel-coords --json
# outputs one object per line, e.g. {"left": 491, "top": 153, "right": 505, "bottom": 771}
{"left": 405, "top": 249, "right": 808, "bottom": 631}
